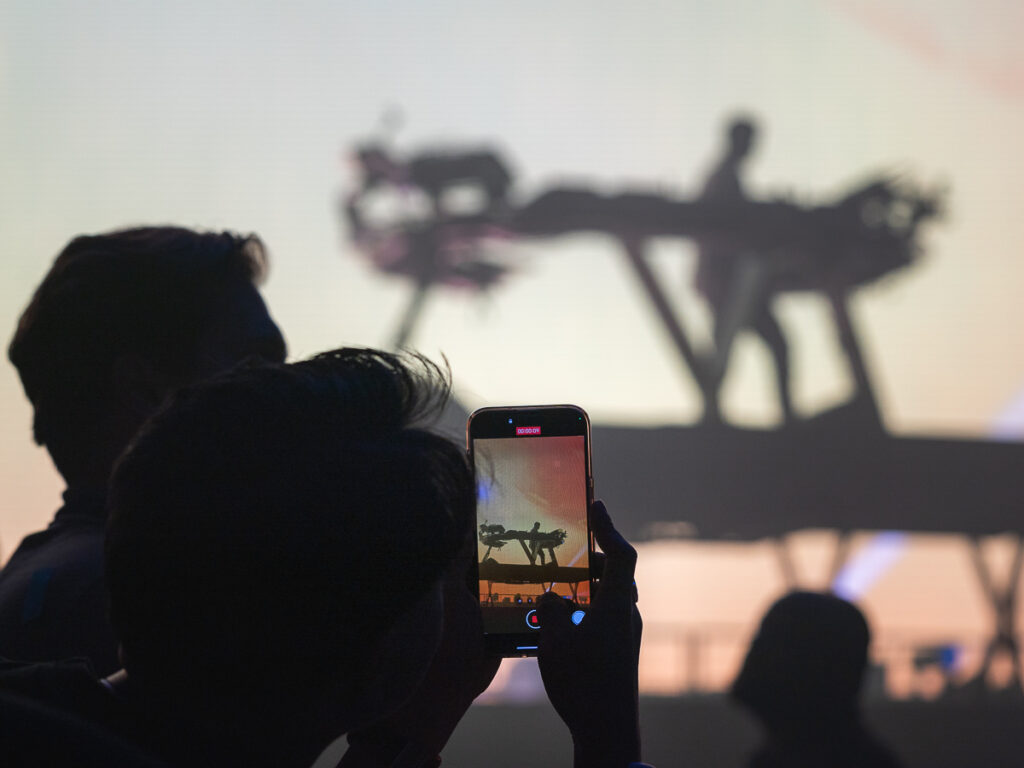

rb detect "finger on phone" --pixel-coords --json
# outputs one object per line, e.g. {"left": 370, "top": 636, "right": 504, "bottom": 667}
{"left": 589, "top": 550, "right": 607, "bottom": 580}
{"left": 589, "top": 500, "right": 637, "bottom": 600}
{"left": 537, "top": 590, "right": 572, "bottom": 642}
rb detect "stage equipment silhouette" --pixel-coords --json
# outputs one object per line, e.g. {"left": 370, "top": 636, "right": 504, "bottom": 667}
{"left": 341, "top": 119, "right": 1024, "bottom": 692}
{"left": 345, "top": 123, "right": 942, "bottom": 428}
{"left": 477, "top": 522, "right": 583, "bottom": 600}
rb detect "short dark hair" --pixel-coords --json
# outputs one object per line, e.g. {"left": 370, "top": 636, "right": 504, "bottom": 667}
{"left": 9, "top": 226, "right": 268, "bottom": 455}
{"left": 106, "top": 348, "right": 474, "bottom": 700}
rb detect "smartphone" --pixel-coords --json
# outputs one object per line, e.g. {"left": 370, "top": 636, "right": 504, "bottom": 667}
{"left": 466, "top": 405, "right": 595, "bottom": 657}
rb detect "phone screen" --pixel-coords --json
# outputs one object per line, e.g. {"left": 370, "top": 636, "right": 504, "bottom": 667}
{"left": 469, "top": 406, "right": 592, "bottom": 649}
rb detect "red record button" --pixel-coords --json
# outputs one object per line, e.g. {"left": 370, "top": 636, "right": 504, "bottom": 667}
{"left": 525, "top": 609, "right": 540, "bottom": 629}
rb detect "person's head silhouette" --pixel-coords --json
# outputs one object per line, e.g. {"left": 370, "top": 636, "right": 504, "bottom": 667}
{"left": 733, "top": 591, "right": 869, "bottom": 730}
{"left": 725, "top": 116, "right": 758, "bottom": 161}
{"left": 9, "top": 226, "right": 286, "bottom": 491}
{"left": 105, "top": 349, "right": 473, "bottom": 766}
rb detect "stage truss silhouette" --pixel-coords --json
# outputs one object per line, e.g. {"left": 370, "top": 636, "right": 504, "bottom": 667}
{"left": 341, "top": 129, "right": 1022, "bottom": 692}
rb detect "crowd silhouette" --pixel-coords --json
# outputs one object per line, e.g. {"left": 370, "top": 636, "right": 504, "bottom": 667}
{"left": 0, "top": 166, "right": 927, "bottom": 766}
{"left": 0, "top": 228, "right": 643, "bottom": 767}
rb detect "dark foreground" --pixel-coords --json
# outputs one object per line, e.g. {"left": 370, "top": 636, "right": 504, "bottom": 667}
{"left": 440, "top": 693, "right": 1024, "bottom": 768}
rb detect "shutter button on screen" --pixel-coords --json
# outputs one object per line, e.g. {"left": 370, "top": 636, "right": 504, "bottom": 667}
{"left": 525, "top": 610, "right": 540, "bottom": 629}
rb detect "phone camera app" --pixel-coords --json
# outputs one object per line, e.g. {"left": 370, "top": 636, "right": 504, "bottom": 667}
{"left": 474, "top": 433, "right": 590, "bottom": 636}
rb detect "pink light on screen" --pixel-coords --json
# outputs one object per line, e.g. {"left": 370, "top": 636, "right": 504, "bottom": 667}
{"left": 515, "top": 426, "right": 541, "bottom": 435}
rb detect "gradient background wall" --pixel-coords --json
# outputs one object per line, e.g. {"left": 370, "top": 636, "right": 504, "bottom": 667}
{"left": 2, "top": 0, "right": 1022, "bottom": 696}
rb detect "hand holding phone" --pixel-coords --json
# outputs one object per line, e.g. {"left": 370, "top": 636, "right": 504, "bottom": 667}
{"left": 537, "top": 500, "right": 642, "bottom": 768}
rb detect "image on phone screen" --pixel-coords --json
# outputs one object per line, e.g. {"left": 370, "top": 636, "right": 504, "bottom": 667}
{"left": 473, "top": 430, "right": 590, "bottom": 637}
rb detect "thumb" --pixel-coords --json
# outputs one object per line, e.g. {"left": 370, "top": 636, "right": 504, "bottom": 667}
{"left": 537, "top": 591, "right": 573, "bottom": 641}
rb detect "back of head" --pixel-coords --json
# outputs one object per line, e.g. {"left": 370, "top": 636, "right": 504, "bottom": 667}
{"left": 106, "top": 349, "right": 474, "bottom": 709}
{"left": 732, "top": 591, "right": 870, "bottom": 727}
{"left": 9, "top": 226, "right": 269, "bottom": 479}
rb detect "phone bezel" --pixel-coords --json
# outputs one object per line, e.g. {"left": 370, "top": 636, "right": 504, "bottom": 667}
{"left": 466, "top": 404, "right": 594, "bottom": 657}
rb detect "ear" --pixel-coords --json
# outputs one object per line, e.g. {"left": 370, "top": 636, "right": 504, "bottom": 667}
{"left": 111, "top": 354, "right": 176, "bottom": 418}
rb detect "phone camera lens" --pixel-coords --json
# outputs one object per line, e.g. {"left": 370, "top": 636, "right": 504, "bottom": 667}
{"left": 507, "top": 418, "right": 513, "bottom": 424}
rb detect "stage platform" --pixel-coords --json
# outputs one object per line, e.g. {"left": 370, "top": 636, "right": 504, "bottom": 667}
{"left": 591, "top": 421, "right": 1024, "bottom": 541}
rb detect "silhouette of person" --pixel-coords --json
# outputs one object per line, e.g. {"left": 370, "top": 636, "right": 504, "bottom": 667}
{"left": 0, "top": 227, "right": 286, "bottom": 675}
{"left": 694, "top": 117, "right": 795, "bottom": 424}
{"left": 0, "top": 349, "right": 644, "bottom": 768}
{"left": 732, "top": 591, "right": 902, "bottom": 768}
{"left": 529, "top": 520, "right": 548, "bottom": 565}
